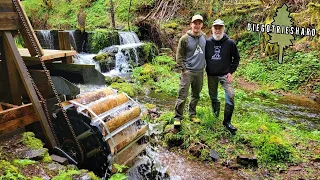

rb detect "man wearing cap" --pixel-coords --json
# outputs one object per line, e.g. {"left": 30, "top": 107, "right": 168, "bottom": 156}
{"left": 173, "top": 14, "right": 206, "bottom": 128}
{"left": 205, "top": 19, "right": 240, "bottom": 135}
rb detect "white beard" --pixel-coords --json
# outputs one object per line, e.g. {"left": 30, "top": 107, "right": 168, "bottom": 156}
{"left": 213, "top": 33, "right": 223, "bottom": 41}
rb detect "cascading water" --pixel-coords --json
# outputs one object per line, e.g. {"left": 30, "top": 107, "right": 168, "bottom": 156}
{"left": 102, "top": 31, "right": 144, "bottom": 76}
{"left": 73, "top": 53, "right": 101, "bottom": 72}
{"left": 39, "top": 30, "right": 54, "bottom": 49}
{"left": 66, "top": 30, "right": 78, "bottom": 51}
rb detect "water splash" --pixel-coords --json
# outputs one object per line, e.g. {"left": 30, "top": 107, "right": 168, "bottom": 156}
{"left": 73, "top": 53, "right": 101, "bottom": 72}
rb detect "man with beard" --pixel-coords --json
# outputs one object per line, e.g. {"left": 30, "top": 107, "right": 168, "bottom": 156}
{"left": 205, "top": 19, "right": 240, "bottom": 135}
{"left": 174, "top": 14, "right": 206, "bottom": 129}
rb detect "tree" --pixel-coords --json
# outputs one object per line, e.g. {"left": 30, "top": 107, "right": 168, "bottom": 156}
{"left": 268, "top": 4, "right": 295, "bottom": 64}
{"left": 110, "top": 0, "right": 115, "bottom": 29}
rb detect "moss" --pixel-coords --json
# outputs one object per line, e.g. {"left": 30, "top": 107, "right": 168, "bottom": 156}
{"left": 93, "top": 53, "right": 108, "bottom": 62}
{"left": 89, "top": 29, "right": 119, "bottom": 53}
{"left": 22, "top": 132, "right": 43, "bottom": 149}
{"left": 51, "top": 169, "right": 81, "bottom": 180}
{"left": 42, "top": 153, "right": 52, "bottom": 163}
{"left": 0, "top": 160, "right": 25, "bottom": 179}
{"left": 87, "top": 172, "right": 100, "bottom": 180}
{"left": 30, "top": 177, "right": 43, "bottom": 180}
{"left": 110, "top": 82, "right": 141, "bottom": 97}
{"left": 143, "top": 103, "right": 156, "bottom": 109}
{"left": 165, "top": 22, "right": 178, "bottom": 29}
{"left": 12, "top": 159, "right": 36, "bottom": 167}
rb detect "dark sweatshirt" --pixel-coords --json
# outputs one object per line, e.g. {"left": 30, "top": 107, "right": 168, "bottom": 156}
{"left": 205, "top": 34, "right": 240, "bottom": 76}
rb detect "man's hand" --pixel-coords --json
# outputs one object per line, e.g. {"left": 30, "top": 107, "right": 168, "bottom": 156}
{"left": 226, "top": 73, "right": 232, "bottom": 83}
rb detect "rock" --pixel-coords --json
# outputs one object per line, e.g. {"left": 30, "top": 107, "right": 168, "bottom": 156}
{"left": 164, "top": 133, "right": 184, "bottom": 147}
{"left": 24, "top": 148, "right": 48, "bottom": 160}
{"left": 51, "top": 154, "right": 69, "bottom": 165}
{"left": 210, "top": 149, "right": 219, "bottom": 162}
{"left": 47, "top": 162, "right": 67, "bottom": 172}
{"left": 236, "top": 155, "right": 258, "bottom": 167}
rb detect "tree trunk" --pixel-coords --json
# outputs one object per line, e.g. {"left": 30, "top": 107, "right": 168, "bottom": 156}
{"left": 127, "top": 0, "right": 132, "bottom": 31}
{"left": 110, "top": 0, "right": 116, "bottom": 29}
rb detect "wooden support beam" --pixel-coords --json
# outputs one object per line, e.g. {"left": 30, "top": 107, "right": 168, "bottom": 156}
{"left": 3, "top": 32, "right": 22, "bottom": 105}
{"left": 2, "top": 31, "right": 56, "bottom": 148}
{"left": 0, "top": 0, "right": 15, "bottom": 12}
{"left": 0, "top": 12, "right": 20, "bottom": 30}
{"left": 12, "top": 0, "right": 43, "bottom": 57}
{"left": 58, "top": 31, "right": 73, "bottom": 64}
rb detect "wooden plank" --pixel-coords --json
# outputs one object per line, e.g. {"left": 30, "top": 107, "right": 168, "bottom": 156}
{"left": 3, "top": 31, "right": 56, "bottom": 148}
{"left": 0, "top": 102, "right": 18, "bottom": 108}
{"left": 4, "top": 31, "right": 22, "bottom": 105}
{"left": 20, "top": 70, "right": 53, "bottom": 99}
{"left": 0, "top": 104, "right": 3, "bottom": 111}
{"left": 11, "top": 0, "right": 43, "bottom": 56}
{"left": 18, "top": 48, "right": 76, "bottom": 61}
{"left": 58, "top": 31, "right": 72, "bottom": 64}
{"left": 0, "top": 103, "right": 33, "bottom": 124}
{"left": 0, "top": 1, "right": 15, "bottom": 12}
{"left": 0, "top": 12, "right": 20, "bottom": 30}
{"left": 0, "top": 113, "right": 38, "bottom": 135}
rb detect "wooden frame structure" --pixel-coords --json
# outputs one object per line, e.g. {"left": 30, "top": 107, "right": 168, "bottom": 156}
{"left": 0, "top": 0, "right": 75, "bottom": 148}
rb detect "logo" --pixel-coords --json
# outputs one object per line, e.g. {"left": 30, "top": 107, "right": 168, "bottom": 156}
{"left": 193, "top": 44, "right": 204, "bottom": 56}
{"left": 211, "top": 46, "right": 221, "bottom": 60}
{"left": 246, "top": 4, "right": 317, "bottom": 64}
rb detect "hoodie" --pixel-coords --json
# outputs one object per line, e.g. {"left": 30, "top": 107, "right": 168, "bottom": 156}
{"left": 205, "top": 34, "right": 240, "bottom": 76}
{"left": 176, "top": 30, "right": 206, "bottom": 72}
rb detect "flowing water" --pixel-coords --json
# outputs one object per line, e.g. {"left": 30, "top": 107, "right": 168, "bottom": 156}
{"left": 38, "top": 30, "right": 54, "bottom": 49}
{"left": 66, "top": 30, "right": 78, "bottom": 51}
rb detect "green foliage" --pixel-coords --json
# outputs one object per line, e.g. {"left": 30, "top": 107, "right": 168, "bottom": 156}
{"left": 139, "top": 42, "right": 159, "bottom": 63}
{"left": 110, "top": 82, "right": 142, "bottom": 96}
{"left": 0, "top": 160, "right": 25, "bottom": 180}
{"left": 51, "top": 170, "right": 80, "bottom": 180}
{"left": 109, "top": 164, "right": 128, "bottom": 180}
{"left": 115, "top": 0, "right": 155, "bottom": 21}
{"left": 89, "top": 29, "right": 119, "bottom": 53}
{"left": 12, "top": 159, "right": 36, "bottom": 167}
{"left": 22, "top": 132, "right": 43, "bottom": 149}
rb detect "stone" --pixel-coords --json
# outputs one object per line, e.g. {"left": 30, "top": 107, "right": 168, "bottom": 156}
{"left": 210, "top": 149, "right": 219, "bottom": 162}
{"left": 51, "top": 154, "right": 69, "bottom": 165}
{"left": 189, "top": 144, "right": 203, "bottom": 158}
{"left": 24, "top": 148, "right": 48, "bottom": 160}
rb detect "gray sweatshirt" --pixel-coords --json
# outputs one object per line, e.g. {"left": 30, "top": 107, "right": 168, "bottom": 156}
{"left": 176, "top": 30, "right": 206, "bottom": 72}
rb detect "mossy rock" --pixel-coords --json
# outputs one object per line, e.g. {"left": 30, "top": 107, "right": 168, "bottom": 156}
{"left": 89, "top": 29, "right": 120, "bottom": 53}
{"left": 164, "top": 133, "right": 184, "bottom": 147}
{"left": 137, "top": 42, "right": 159, "bottom": 64}
{"left": 110, "top": 82, "right": 141, "bottom": 97}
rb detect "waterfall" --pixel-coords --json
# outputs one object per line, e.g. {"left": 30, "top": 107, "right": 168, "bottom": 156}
{"left": 119, "top": 31, "right": 141, "bottom": 44}
{"left": 67, "top": 30, "right": 78, "bottom": 51}
{"left": 111, "top": 32, "right": 143, "bottom": 74}
{"left": 39, "top": 30, "right": 54, "bottom": 49}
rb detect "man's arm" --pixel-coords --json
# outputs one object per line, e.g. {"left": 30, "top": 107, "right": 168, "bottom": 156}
{"left": 176, "top": 36, "right": 187, "bottom": 71}
{"left": 229, "top": 41, "right": 240, "bottom": 74}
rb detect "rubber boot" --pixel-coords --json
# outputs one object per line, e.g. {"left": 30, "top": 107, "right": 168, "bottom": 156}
{"left": 212, "top": 102, "right": 220, "bottom": 118}
{"left": 223, "top": 104, "right": 237, "bottom": 135}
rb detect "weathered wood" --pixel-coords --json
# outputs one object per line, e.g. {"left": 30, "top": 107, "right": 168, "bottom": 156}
{"left": 12, "top": 0, "right": 44, "bottom": 56}
{"left": 0, "top": 104, "right": 3, "bottom": 111}
{"left": 109, "top": 125, "right": 147, "bottom": 154}
{"left": 3, "top": 31, "right": 56, "bottom": 148}
{"left": 58, "top": 31, "right": 72, "bottom": 64}
{"left": 72, "top": 88, "right": 114, "bottom": 105}
{"left": 18, "top": 48, "right": 76, "bottom": 61}
{"left": 0, "top": 113, "right": 38, "bottom": 135}
{"left": 3, "top": 31, "right": 22, "bottom": 105}
{"left": 0, "top": 103, "right": 34, "bottom": 124}
{"left": 0, "top": 12, "right": 20, "bottom": 30}
{"left": 0, "top": 0, "right": 15, "bottom": 12}
{"left": 0, "top": 102, "right": 18, "bottom": 109}
{"left": 106, "top": 106, "right": 141, "bottom": 133}
{"left": 19, "top": 70, "right": 53, "bottom": 99}
{"left": 88, "top": 93, "right": 129, "bottom": 117}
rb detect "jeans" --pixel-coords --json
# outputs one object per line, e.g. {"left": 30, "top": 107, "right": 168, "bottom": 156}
{"left": 207, "top": 75, "right": 234, "bottom": 106}
{"left": 174, "top": 71, "right": 203, "bottom": 120}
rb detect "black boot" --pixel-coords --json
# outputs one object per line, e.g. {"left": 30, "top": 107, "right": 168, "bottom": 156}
{"left": 223, "top": 104, "right": 237, "bottom": 135}
{"left": 212, "top": 102, "right": 220, "bottom": 118}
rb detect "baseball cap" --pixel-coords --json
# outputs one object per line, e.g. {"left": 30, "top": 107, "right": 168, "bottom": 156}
{"left": 191, "top": 14, "right": 203, "bottom": 23}
{"left": 212, "top": 19, "right": 224, "bottom": 26}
